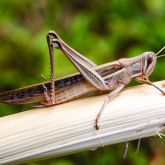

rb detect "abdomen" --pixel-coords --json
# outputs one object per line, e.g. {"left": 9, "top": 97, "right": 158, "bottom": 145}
{"left": 0, "top": 74, "right": 96, "bottom": 105}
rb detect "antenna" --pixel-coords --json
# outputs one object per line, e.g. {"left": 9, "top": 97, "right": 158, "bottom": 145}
{"left": 157, "top": 54, "right": 165, "bottom": 59}
{"left": 156, "top": 46, "right": 165, "bottom": 56}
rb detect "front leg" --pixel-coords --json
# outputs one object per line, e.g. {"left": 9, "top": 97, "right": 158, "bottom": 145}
{"left": 135, "top": 77, "right": 165, "bottom": 95}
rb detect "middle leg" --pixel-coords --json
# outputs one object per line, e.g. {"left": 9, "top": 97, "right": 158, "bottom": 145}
{"left": 94, "top": 84, "right": 125, "bottom": 130}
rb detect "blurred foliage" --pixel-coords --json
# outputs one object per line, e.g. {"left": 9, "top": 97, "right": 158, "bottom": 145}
{"left": 0, "top": 0, "right": 165, "bottom": 164}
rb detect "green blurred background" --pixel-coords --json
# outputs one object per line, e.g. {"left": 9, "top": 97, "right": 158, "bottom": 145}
{"left": 0, "top": 0, "right": 165, "bottom": 164}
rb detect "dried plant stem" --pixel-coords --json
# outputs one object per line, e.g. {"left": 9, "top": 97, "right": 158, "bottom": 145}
{"left": 0, "top": 80, "right": 165, "bottom": 164}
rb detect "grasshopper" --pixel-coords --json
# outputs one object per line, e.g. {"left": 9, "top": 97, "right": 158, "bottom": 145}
{"left": 0, "top": 31, "right": 164, "bottom": 130}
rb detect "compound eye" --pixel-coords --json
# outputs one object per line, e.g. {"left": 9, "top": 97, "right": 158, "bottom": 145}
{"left": 147, "top": 54, "right": 153, "bottom": 65}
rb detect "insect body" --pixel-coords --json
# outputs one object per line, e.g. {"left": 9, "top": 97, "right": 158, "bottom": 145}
{"left": 0, "top": 31, "right": 164, "bottom": 129}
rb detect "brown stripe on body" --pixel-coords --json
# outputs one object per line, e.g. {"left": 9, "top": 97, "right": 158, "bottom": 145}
{"left": 0, "top": 74, "right": 96, "bottom": 104}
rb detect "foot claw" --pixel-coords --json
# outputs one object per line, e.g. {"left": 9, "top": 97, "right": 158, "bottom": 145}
{"left": 94, "top": 122, "right": 99, "bottom": 130}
